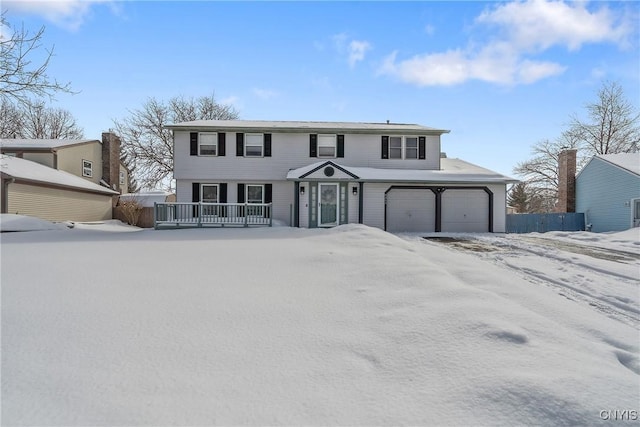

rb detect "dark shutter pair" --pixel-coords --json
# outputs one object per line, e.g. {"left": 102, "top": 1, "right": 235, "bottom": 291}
{"left": 309, "top": 134, "right": 344, "bottom": 157}
{"left": 235, "top": 133, "right": 272, "bottom": 156}
{"left": 380, "top": 136, "right": 426, "bottom": 159}
{"left": 237, "top": 183, "right": 272, "bottom": 203}
{"left": 192, "top": 182, "right": 227, "bottom": 202}
{"left": 190, "top": 132, "right": 226, "bottom": 156}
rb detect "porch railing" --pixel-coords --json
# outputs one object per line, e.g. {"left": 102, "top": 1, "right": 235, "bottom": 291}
{"left": 154, "top": 202, "right": 273, "bottom": 229}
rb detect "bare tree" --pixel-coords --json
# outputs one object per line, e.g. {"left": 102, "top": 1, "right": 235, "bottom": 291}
{"left": 0, "top": 13, "right": 74, "bottom": 106}
{"left": 0, "top": 99, "right": 83, "bottom": 139}
{"left": 114, "top": 94, "right": 239, "bottom": 190}
{"left": 566, "top": 81, "right": 639, "bottom": 155}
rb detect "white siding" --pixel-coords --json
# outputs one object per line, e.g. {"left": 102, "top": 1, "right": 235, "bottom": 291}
{"left": 8, "top": 182, "right": 113, "bottom": 222}
{"left": 348, "top": 184, "right": 359, "bottom": 224}
{"left": 174, "top": 131, "right": 441, "bottom": 181}
{"left": 488, "top": 183, "right": 507, "bottom": 233}
{"left": 361, "top": 183, "right": 390, "bottom": 229}
{"left": 299, "top": 182, "right": 309, "bottom": 227}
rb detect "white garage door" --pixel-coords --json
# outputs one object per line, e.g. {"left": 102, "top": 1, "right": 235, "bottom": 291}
{"left": 386, "top": 188, "right": 436, "bottom": 232}
{"left": 441, "top": 189, "right": 489, "bottom": 232}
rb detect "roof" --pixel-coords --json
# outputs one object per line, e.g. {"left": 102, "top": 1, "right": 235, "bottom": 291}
{"left": 286, "top": 159, "right": 518, "bottom": 184}
{"left": 119, "top": 191, "right": 174, "bottom": 207}
{"left": 0, "top": 139, "right": 99, "bottom": 150}
{"left": 0, "top": 155, "right": 119, "bottom": 195}
{"left": 166, "top": 120, "right": 449, "bottom": 135}
{"left": 596, "top": 153, "right": 640, "bottom": 176}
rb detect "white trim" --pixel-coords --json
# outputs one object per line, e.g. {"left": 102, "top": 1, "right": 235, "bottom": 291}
{"left": 198, "top": 132, "right": 218, "bottom": 156}
{"left": 82, "top": 159, "right": 93, "bottom": 177}
{"left": 631, "top": 197, "right": 640, "bottom": 228}
{"left": 246, "top": 184, "right": 265, "bottom": 204}
{"left": 318, "top": 183, "right": 339, "bottom": 227}
{"left": 317, "top": 134, "right": 337, "bottom": 158}
{"left": 201, "top": 183, "right": 219, "bottom": 203}
{"left": 389, "top": 136, "right": 418, "bottom": 160}
{"left": 244, "top": 133, "right": 264, "bottom": 157}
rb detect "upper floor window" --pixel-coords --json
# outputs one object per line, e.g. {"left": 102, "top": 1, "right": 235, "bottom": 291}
{"left": 317, "top": 134, "right": 337, "bottom": 158}
{"left": 119, "top": 171, "right": 125, "bottom": 185}
{"left": 245, "top": 133, "right": 264, "bottom": 157}
{"left": 382, "top": 135, "right": 425, "bottom": 160}
{"left": 199, "top": 132, "right": 218, "bottom": 156}
{"left": 82, "top": 159, "right": 93, "bottom": 177}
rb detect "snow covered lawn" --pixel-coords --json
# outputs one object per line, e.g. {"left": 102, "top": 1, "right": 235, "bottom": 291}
{"left": 1, "top": 218, "right": 638, "bottom": 425}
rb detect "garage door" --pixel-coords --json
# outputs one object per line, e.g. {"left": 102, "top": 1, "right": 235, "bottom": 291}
{"left": 441, "top": 189, "right": 489, "bottom": 232}
{"left": 386, "top": 188, "right": 436, "bottom": 232}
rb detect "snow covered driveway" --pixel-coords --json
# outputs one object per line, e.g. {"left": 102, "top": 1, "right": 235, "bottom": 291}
{"left": 1, "top": 220, "right": 638, "bottom": 426}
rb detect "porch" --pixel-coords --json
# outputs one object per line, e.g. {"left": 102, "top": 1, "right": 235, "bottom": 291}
{"left": 154, "top": 202, "right": 273, "bottom": 229}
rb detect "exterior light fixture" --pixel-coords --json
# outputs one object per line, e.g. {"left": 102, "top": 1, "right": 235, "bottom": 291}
{"left": 300, "top": 186, "right": 305, "bottom": 195}
{"left": 352, "top": 186, "right": 358, "bottom": 195}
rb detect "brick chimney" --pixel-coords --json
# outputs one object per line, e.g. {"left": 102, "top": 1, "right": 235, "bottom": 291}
{"left": 556, "top": 149, "right": 577, "bottom": 213}
{"left": 101, "top": 132, "right": 121, "bottom": 193}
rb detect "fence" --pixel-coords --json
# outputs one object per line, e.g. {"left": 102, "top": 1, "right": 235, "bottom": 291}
{"left": 506, "top": 212, "right": 585, "bottom": 233}
{"left": 154, "top": 202, "right": 272, "bottom": 229}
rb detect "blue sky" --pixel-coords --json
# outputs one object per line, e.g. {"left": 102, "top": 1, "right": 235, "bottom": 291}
{"left": 3, "top": 1, "right": 639, "bottom": 177}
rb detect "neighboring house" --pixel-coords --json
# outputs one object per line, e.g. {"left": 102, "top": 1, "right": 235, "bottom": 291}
{"left": 0, "top": 132, "right": 128, "bottom": 194}
{"left": 167, "top": 120, "right": 517, "bottom": 232}
{"left": 576, "top": 153, "right": 640, "bottom": 232}
{"left": 0, "top": 155, "right": 119, "bottom": 221}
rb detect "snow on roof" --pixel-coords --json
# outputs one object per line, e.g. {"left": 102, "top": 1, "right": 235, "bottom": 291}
{"left": 286, "top": 159, "right": 518, "bottom": 184}
{"left": 0, "top": 155, "right": 118, "bottom": 195}
{"left": 119, "top": 191, "right": 175, "bottom": 207}
{"left": 166, "top": 120, "right": 449, "bottom": 134}
{"left": 597, "top": 153, "right": 640, "bottom": 176}
{"left": 0, "top": 138, "right": 98, "bottom": 150}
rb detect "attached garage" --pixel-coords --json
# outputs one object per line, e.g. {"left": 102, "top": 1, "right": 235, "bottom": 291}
{"left": 441, "top": 188, "right": 490, "bottom": 232}
{"left": 386, "top": 188, "right": 436, "bottom": 232}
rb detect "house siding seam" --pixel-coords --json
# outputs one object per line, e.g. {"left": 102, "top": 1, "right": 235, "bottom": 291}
{"left": 576, "top": 157, "right": 640, "bottom": 232}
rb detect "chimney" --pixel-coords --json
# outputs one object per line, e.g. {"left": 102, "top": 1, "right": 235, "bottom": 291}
{"left": 556, "top": 149, "right": 577, "bottom": 213}
{"left": 101, "top": 132, "right": 121, "bottom": 193}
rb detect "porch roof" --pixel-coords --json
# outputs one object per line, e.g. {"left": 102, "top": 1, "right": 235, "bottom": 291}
{"left": 286, "top": 159, "right": 518, "bottom": 184}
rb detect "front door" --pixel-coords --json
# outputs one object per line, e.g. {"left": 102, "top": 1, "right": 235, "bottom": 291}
{"left": 319, "top": 183, "right": 339, "bottom": 227}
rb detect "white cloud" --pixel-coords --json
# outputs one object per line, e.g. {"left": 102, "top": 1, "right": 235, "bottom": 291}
{"left": 348, "top": 40, "right": 371, "bottom": 68}
{"left": 4, "top": 0, "right": 114, "bottom": 31}
{"left": 424, "top": 24, "right": 435, "bottom": 36}
{"left": 252, "top": 88, "right": 279, "bottom": 100}
{"left": 378, "top": 0, "right": 632, "bottom": 87}
{"left": 220, "top": 96, "right": 240, "bottom": 108}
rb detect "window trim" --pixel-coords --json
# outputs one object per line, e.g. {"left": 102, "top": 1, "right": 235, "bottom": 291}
{"left": 198, "top": 132, "right": 218, "bottom": 156}
{"left": 119, "top": 170, "right": 125, "bottom": 185}
{"left": 244, "top": 133, "right": 264, "bottom": 157}
{"left": 387, "top": 136, "right": 420, "bottom": 160}
{"left": 246, "top": 184, "right": 265, "bottom": 204}
{"left": 200, "top": 183, "right": 219, "bottom": 203}
{"left": 82, "top": 159, "right": 93, "bottom": 177}
{"left": 405, "top": 136, "right": 419, "bottom": 160}
{"left": 317, "top": 134, "right": 337, "bottom": 158}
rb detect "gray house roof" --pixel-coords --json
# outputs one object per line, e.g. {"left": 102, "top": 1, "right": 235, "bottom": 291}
{"left": 577, "top": 153, "right": 640, "bottom": 179}
{"left": 0, "top": 155, "right": 118, "bottom": 195}
{"left": 166, "top": 120, "right": 450, "bottom": 135}
{"left": 0, "top": 139, "right": 99, "bottom": 150}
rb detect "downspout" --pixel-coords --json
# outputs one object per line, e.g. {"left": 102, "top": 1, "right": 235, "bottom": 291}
{"left": 2, "top": 177, "right": 15, "bottom": 214}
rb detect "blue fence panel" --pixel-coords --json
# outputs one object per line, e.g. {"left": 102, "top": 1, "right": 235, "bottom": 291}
{"left": 506, "top": 213, "right": 585, "bottom": 233}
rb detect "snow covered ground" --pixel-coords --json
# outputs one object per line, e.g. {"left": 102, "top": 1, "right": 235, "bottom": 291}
{"left": 1, "top": 215, "right": 638, "bottom": 425}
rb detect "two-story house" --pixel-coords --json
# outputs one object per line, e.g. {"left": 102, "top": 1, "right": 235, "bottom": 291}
{"left": 0, "top": 132, "right": 128, "bottom": 222}
{"left": 168, "top": 120, "right": 517, "bottom": 233}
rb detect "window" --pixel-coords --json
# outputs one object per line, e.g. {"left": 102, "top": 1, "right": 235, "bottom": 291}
{"left": 318, "top": 134, "right": 337, "bottom": 158}
{"left": 119, "top": 171, "right": 125, "bottom": 185}
{"left": 199, "top": 133, "right": 218, "bottom": 156}
{"left": 389, "top": 136, "right": 402, "bottom": 159}
{"left": 246, "top": 184, "right": 264, "bottom": 216}
{"left": 82, "top": 160, "right": 93, "bottom": 177}
{"left": 245, "top": 133, "right": 264, "bottom": 157}
{"left": 201, "top": 184, "right": 219, "bottom": 203}
{"left": 405, "top": 137, "right": 418, "bottom": 159}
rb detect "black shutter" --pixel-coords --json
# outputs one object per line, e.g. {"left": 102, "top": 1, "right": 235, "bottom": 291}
{"left": 381, "top": 136, "right": 389, "bottom": 159}
{"left": 237, "top": 184, "right": 245, "bottom": 203}
{"left": 236, "top": 133, "right": 244, "bottom": 156}
{"left": 264, "top": 134, "right": 272, "bottom": 157}
{"left": 192, "top": 182, "right": 200, "bottom": 202}
{"left": 309, "top": 134, "right": 317, "bottom": 157}
{"left": 337, "top": 135, "right": 345, "bottom": 158}
{"left": 190, "top": 132, "right": 198, "bottom": 156}
{"left": 265, "top": 184, "right": 272, "bottom": 203}
{"left": 219, "top": 183, "right": 227, "bottom": 203}
{"left": 419, "top": 136, "right": 426, "bottom": 160}
{"left": 218, "top": 132, "right": 226, "bottom": 156}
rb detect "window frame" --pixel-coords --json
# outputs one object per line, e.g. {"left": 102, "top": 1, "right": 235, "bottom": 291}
{"left": 388, "top": 136, "right": 403, "bottom": 159}
{"left": 317, "top": 134, "right": 337, "bottom": 158}
{"left": 119, "top": 170, "right": 125, "bottom": 185}
{"left": 405, "top": 136, "right": 418, "bottom": 159}
{"left": 244, "top": 133, "right": 264, "bottom": 157}
{"left": 200, "top": 183, "right": 219, "bottom": 203}
{"left": 198, "top": 132, "right": 218, "bottom": 156}
{"left": 387, "top": 136, "right": 421, "bottom": 160}
{"left": 82, "top": 159, "right": 93, "bottom": 177}
{"left": 246, "top": 184, "right": 265, "bottom": 204}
